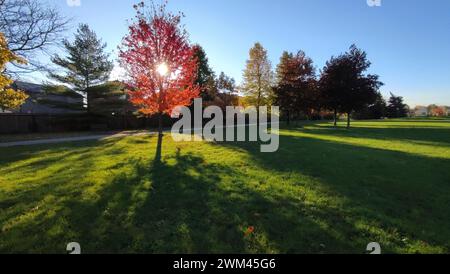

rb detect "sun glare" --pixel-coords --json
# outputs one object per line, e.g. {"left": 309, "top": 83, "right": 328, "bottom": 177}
{"left": 156, "top": 63, "right": 169, "bottom": 76}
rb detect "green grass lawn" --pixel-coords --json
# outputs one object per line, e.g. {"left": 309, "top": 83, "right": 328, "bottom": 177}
{"left": 0, "top": 118, "right": 449, "bottom": 254}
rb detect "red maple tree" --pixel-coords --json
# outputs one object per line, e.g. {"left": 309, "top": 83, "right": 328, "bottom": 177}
{"left": 119, "top": 1, "right": 199, "bottom": 139}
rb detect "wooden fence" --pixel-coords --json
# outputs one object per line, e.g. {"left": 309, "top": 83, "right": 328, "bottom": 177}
{"left": 0, "top": 113, "right": 175, "bottom": 134}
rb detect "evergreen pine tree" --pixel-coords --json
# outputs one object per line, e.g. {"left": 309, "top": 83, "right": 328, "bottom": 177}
{"left": 386, "top": 92, "right": 409, "bottom": 118}
{"left": 49, "top": 24, "right": 113, "bottom": 113}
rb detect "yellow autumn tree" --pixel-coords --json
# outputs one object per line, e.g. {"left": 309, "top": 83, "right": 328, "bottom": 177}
{"left": 0, "top": 32, "right": 28, "bottom": 111}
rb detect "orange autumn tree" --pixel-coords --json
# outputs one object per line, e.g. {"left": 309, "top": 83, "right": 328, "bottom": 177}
{"left": 0, "top": 33, "right": 28, "bottom": 111}
{"left": 119, "top": 1, "right": 199, "bottom": 155}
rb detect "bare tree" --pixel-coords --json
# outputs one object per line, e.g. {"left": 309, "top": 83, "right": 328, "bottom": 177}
{"left": 0, "top": 0, "right": 70, "bottom": 74}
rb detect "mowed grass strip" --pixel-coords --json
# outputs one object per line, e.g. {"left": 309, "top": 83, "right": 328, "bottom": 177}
{"left": 0, "top": 119, "right": 449, "bottom": 253}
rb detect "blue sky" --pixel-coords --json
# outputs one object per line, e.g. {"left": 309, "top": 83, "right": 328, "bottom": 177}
{"left": 45, "top": 0, "right": 450, "bottom": 106}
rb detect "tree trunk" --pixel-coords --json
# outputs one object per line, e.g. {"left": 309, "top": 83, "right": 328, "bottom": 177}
{"left": 86, "top": 92, "right": 91, "bottom": 114}
{"left": 154, "top": 112, "right": 164, "bottom": 163}
{"left": 286, "top": 110, "right": 290, "bottom": 126}
{"left": 85, "top": 77, "right": 90, "bottom": 114}
{"left": 257, "top": 92, "right": 261, "bottom": 129}
{"left": 334, "top": 108, "right": 337, "bottom": 126}
{"left": 158, "top": 112, "right": 163, "bottom": 136}
{"left": 256, "top": 73, "right": 262, "bottom": 131}
{"left": 347, "top": 113, "right": 351, "bottom": 129}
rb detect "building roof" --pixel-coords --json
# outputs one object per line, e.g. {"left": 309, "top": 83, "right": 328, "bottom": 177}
{"left": 10, "top": 81, "right": 85, "bottom": 114}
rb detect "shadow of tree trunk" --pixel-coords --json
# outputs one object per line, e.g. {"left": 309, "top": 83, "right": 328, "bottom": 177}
{"left": 154, "top": 132, "right": 163, "bottom": 164}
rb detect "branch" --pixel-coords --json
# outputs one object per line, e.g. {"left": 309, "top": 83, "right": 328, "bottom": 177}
{"left": 0, "top": 0, "right": 71, "bottom": 74}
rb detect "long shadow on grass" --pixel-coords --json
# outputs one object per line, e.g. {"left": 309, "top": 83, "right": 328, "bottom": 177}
{"left": 3, "top": 130, "right": 449, "bottom": 253}
{"left": 0, "top": 138, "right": 129, "bottom": 252}
{"left": 301, "top": 123, "right": 450, "bottom": 146}
{"left": 214, "top": 130, "right": 450, "bottom": 253}
{"left": 0, "top": 146, "right": 360, "bottom": 253}
{"left": 52, "top": 152, "right": 358, "bottom": 254}
{"left": 0, "top": 137, "right": 122, "bottom": 174}
{"left": 0, "top": 138, "right": 123, "bottom": 210}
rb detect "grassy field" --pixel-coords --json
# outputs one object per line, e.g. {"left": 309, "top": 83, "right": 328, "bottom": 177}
{"left": 0, "top": 118, "right": 449, "bottom": 254}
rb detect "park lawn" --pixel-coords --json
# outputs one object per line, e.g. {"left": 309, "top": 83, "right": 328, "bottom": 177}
{"left": 0, "top": 119, "right": 449, "bottom": 253}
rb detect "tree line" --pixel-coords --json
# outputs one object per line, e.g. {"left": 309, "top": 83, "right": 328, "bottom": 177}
{"left": 240, "top": 42, "right": 410, "bottom": 128}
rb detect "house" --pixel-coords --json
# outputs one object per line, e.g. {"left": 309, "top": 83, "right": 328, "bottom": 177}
{"left": 4, "top": 81, "right": 84, "bottom": 114}
{"left": 413, "top": 106, "right": 428, "bottom": 117}
{"left": 429, "top": 105, "right": 449, "bottom": 117}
